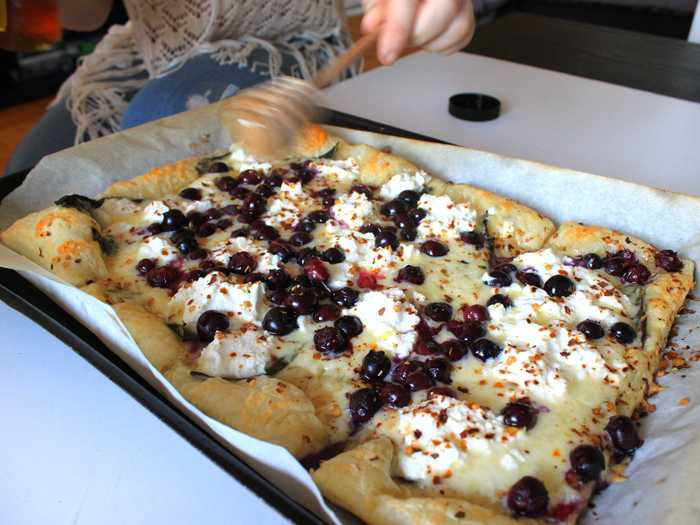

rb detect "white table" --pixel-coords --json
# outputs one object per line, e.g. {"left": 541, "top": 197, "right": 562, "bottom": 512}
{"left": 3, "top": 52, "right": 699, "bottom": 525}
{"left": 325, "top": 52, "right": 700, "bottom": 197}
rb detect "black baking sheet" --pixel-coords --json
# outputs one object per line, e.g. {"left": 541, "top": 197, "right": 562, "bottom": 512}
{"left": 0, "top": 110, "right": 446, "bottom": 525}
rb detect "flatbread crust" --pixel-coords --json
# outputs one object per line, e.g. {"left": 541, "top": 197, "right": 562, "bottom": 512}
{"left": 332, "top": 140, "right": 555, "bottom": 256}
{"left": 546, "top": 221, "right": 695, "bottom": 414}
{"left": 0, "top": 205, "right": 107, "bottom": 286}
{"left": 1, "top": 125, "right": 695, "bottom": 525}
{"left": 312, "top": 437, "right": 542, "bottom": 525}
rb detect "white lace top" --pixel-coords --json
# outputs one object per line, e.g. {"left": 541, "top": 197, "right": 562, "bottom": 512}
{"left": 55, "top": 0, "right": 351, "bottom": 143}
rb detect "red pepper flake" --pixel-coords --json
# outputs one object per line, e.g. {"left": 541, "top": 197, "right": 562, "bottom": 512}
{"left": 414, "top": 429, "right": 423, "bottom": 439}
{"left": 679, "top": 397, "right": 690, "bottom": 407}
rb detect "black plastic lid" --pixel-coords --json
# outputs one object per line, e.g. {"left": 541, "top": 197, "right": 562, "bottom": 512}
{"left": 448, "top": 93, "right": 501, "bottom": 122}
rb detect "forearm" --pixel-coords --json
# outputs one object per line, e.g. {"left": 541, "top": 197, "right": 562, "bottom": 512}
{"left": 59, "top": 0, "right": 113, "bottom": 32}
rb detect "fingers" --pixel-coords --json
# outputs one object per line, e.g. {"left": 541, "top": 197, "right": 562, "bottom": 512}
{"left": 376, "top": 0, "right": 418, "bottom": 65}
{"left": 411, "top": 0, "right": 460, "bottom": 48}
{"left": 361, "top": 0, "right": 385, "bottom": 33}
{"left": 422, "top": 0, "right": 475, "bottom": 54}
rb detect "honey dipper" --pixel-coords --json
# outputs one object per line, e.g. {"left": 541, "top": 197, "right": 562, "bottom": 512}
{"left": 218, "top": 31, "right": 379, "bottom": 158}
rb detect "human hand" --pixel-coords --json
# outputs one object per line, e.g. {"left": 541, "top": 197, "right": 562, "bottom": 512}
{"left": 361, "top": 0, "right": 475, "bottom": 65}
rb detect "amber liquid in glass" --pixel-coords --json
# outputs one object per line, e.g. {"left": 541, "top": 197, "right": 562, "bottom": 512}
{"left": 0, "top": 0, "right": 61, "bottom": 51}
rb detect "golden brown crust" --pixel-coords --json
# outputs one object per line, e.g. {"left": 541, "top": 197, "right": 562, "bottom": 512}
{"left": 112, "top": 302, "right": 187, "bottom": 373}
{"left": 312, "top": 438, "right": 538, "bottom": 525}
{"left": 0, "top": 206, "right": 107, "bottom": 286}
{"left": 102, "top": 156, "right": 203, "bottom": 200}
{"left": 179, "top": 376, "right": 330, "bottom": 457}
{"left": 546, "top": 221, "right": 695, "bottom": 414}
{"left": 332, "top": 140, "right": 555, "bottom": 256}
{"left": 443, "top": 185, "right": 555, "bottom": 256}
{"left": 289, "top": 124, "right": 339, "bottom": 158}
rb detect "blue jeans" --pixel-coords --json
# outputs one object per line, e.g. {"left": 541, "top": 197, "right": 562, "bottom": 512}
{"left": 6, "top": 49, "right": 297, "bottom": 174}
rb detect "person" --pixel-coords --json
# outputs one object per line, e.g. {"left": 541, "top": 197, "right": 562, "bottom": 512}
{"left": 7, "top": 0, "right": 474, "bottom": 174}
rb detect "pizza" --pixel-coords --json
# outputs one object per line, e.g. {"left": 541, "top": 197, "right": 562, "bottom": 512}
{"left": 1, "top": 125, "right": 693, "bottom": 524}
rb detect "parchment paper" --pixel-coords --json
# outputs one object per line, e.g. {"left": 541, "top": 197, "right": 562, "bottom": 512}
{"left": 1, "top": 100, "right": 699, "bottom": 524}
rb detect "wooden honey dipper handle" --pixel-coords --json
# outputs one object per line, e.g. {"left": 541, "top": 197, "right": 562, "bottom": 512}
{"left": 312, "top": 31, "right": 379, "bottom": 89}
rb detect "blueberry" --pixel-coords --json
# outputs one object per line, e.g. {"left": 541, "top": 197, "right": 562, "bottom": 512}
{"left": 621, "top": 264, "right": 650, "bottom": 285}
{"left": 321, "top": 247, "right": 345, "bottom": 264}
{"left": 375, "top": 231, "right": 399, "bottom": 250}
{"left": 295, "top": 219, "right": 316, "bottom": 234}
{"left": 196, "top": 310, "right": 230, "bottom": 342}
{"left": 285, "top": 288, "right": 319, "bottom": 314}
{"left": 304, "top": 258, "right": 329, "bottom": 282}
{"left": 501, "top": 401, "right": 537, "bottom": 429}
{"left": 332, "top": 287, "right": 359, "bottom": 308}
{"left": 295, "top": 247, "right": 321, "bottom": 267}
{"left": 268, "top": 240, "right": 296, "bottom": 262}
{"left": 397, "top": 190, "right": 421, "bottom": 207}
{"left": 334, "top": 315, "right": 363, "bottom": 338}
{"left": 179, "top": 188, "right": 202, "bottom": 201}
{"left": 471, "top": 339, "right": 502, "bottom": 361}
{"left": 543, "top": 275, "right": 575, "bottom": 297}
{"left": 610, "top": 322, "right": 636, "bottom": 344}
{"left": 239, "top": 169, "right": 262, "bottom": 185}
{"left": 196, "top": 222, "right": 217, "bottom": 238}
{"left": 146, "top": 266, "right": 180, "bottom": 288}
{"left": 289, "top": 232, "right": 313, "bottom": 246}
{"left": 583, "top": 253, "right": 603, "bottom": 269}
{"left": 203, "top": 208, "right": 223, "bottom": 221}
{"left": 228, "top": 252, "right": 257, "bottom": 275}
{"left": 176, "top": 235, "right": 199, "bottom": 255}
{"left": 462, "top": 304, "right": 489, "bottom": 322}
{"left": 420, "top": 240, "right": 448, "bottom": 257}
{"left": 360, "top": 350, "right": 391, "bottom": 383}
{"left": 392, "top": 213, "right": 416, "bottom": 230}
{"left": 404, "top": 370, "right": 434, "bottom": 391}
{"left": 424, "top": 358, "right": 452, "bottom": 384}
{"left": 486, "top": 294, "right": 511, "bottom": 308}
{"left": 604, "top": 257, "right": 627, "bottom": 277}
{"left": 215, "top": 175, "right": 237, "bottom": 191}
{"left": 307, "top": 210, "right": 329, "bottom": 224}
{"left": 262, "top": 307, "right": 298, "bottom": 335}
{"left": 410, "top": 208, "right": 427, "bottom": 223}
{"left": 507, "top": 476, "right": 549, "bottom": 517}
{"left": 424, "top": 302, "right": 452, "bottom": 322}
{"left": 442, "top": 339, "right": 470, "bottom": 361}
{"left": 516, "top": 270, "right": 543, "bottom": 288}
{"left": 314, "top": 326, "right": 348, "bottom": 354}
{"left": 250, "top": 224, "right": 279, "bottom": 241}
{"left": 161, "top": 209, "right": 188, "bottom": 231}
{"left": 230, "top": 186, "right": 251, "bottom": 200}
{"left": 570, "top": 445, "right": 605, "bottom": 482}
{"left": 265, "top": 269, "right": 291, "bottom": 291}
{"left": 187, "top": 211, "right": 206, "bottom": 227}
{"left": 136, "top": 258, "right": 155, "bottom": 275}
{"left": 380, "top": 200, "right": 407, "bottom": 217}
{"left": 400, "top": 227, "right": 417, "bottom": 241}
{"left": 313, "top": 304, "right": 341, "bottom": 322}
{"left": 447, "top": 320, "right": 485, "bottom": 342}
{"left": 242, "top": 193, "right": 266, "bottom": 217}
{"left": 655, "top": 249, "right": 683, "bottom": 272}
{"left": 605, "top": 415, "right": 642, "bottom": 453}
{"left": 378, "top": 383, "right": 411, "bottom": 408}
{"left": 577, "top": 320, "right": 605, "bottom": 340}
{"left": 208, "top": 161, "right": 230, "bottom": 174}
{"left": 397, "top": 265, "right": 425, "bottom": 285}
{"left": 484, "top": 271, "right": 512, "bottom": 287}
{"left": 348, "top": 388, "right": 382, "bottom": 424}
{"left": 460, "top": 231, "right": 486, "bottom": 248}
